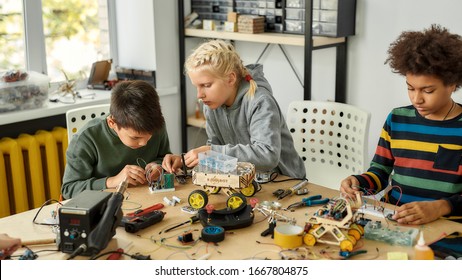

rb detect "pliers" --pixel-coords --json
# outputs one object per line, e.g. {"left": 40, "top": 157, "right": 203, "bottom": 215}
{"left": 286, "top": 195, "right": 329, "bottom": 210}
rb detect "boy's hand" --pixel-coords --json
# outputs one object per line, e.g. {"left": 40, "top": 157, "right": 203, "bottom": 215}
{"left": 108, "top": 165, "right": 146, "bottom": 188}
{"left": 340, "top": 176, "right": 361, "bottom": 200}
{"left": 162, "top": 154, "right": 183, "bottom": 174}
{"left": 183, "top": 145, "right": 211, "bottom": 168}
{"left": 392, "top": 200, "right": 451, "bottom": 225}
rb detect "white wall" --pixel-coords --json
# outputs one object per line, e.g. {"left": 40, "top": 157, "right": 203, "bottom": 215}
{"left": 228, "top": 0, "right": 462, "bottom": 163}
{"left": 115, "top": 0, "right": 181, "bottom": 153}
{"left": 348, "top": 0, "right": 462, "bottom": 162}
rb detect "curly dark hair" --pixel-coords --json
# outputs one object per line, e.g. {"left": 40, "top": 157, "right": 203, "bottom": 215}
{"left": 385, "top": 24, "right": 462, "bottom": 90}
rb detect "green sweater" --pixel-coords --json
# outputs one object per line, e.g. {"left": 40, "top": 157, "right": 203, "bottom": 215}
{"left": 61, "top": 116, "right": 171, "bottom": 199}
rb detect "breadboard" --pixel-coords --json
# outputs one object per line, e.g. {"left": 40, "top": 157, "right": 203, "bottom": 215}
{"left": 357, "top": 204, "right": 394, "bottom": 219}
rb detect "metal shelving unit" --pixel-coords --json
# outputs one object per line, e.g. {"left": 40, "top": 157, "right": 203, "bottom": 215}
{"left": 178, "top": 0, "right": 349, "bottom": 152}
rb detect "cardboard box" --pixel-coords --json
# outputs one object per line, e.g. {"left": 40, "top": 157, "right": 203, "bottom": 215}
{"left": 227, "top": 12, "right": 238, "bottom": 22}
{"left": 203, "top": 20, "right": 215, "bottom": 31}
{"left": 224, "top": 21, "right": 237, "bottom": 32}
{"left": 238, "top": 15, "right": 265, "bottom": 34}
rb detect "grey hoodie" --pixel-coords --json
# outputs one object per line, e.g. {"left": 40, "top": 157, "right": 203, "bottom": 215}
{"left": 204, "top": 64, "right": 306, "bottom": 179}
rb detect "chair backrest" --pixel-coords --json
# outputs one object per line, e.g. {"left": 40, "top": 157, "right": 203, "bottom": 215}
{"left": 286, "top": 100, "right": 371, "bottom": 190}
{"left": 66, "top": 104, "right": 110, "bottom": 143}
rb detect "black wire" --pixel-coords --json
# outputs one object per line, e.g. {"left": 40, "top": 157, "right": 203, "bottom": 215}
{"left": 32, "top": 199, "right": 62, "bottom": 226}
{"left": 33, "top": 249, "right": 60, "bottom": 254}
{"left": 272, "top": 177, "right": 307, "bottom": 183}
{"left": 257, "top": 172, "right": 308, "bottom": 184}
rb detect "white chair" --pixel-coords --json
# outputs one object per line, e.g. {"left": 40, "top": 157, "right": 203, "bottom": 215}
{"left": 286, "top": 100, "right": 371, "bottom": 190}
{"left": 66, "top": 104, "right": 110, "bottom": 143}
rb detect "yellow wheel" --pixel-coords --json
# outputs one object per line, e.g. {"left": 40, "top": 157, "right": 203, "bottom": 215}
{"left": 226, "top": 193, "right": 247, "bottom": 209}
{"left": 308, "top": 224, "right": 320, "bottom": 234}
{"left": 240, "top": 181, "right": 257, "bottom": 197}
{"left": 350, "top": 224, "right": 364, "bottom": 236}
{"left": 348, "top": 228, "right": 361, "bottom": 241}
{"left": 340, "top": 239, "right": 354, "bottom": 252}
{"left": 188, "top": 190, "right": 208, "bottom": 209}
{"left": 303, "top": 233, "right": 316, "bottom": 246}
{"left": 346, "top": 234, "right": 357, "bottom": 246}
{"left": 210, "top": 187, "right": 221, "bottom": 194}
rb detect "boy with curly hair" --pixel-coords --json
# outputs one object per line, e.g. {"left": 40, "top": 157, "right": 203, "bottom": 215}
{"left": 341, "top": 24, "right": 462, "bottom": 225}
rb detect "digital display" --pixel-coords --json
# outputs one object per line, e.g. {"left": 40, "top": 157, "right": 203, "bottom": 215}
{"left": 69, "top": 218, "right": 81, "bottom": 226}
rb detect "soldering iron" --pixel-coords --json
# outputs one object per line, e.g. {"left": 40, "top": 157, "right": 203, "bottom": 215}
{"left": 67, "top": 179, "right": 127, "bottom": 259}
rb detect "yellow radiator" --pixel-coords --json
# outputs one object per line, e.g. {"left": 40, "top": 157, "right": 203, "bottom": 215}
{"left": 0, "top": 127, "right": 68, "bottom": 218}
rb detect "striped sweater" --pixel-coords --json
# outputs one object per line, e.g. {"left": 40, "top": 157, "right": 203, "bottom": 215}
{"left": 354, "top": 105, "right": 462, "bottom": 219}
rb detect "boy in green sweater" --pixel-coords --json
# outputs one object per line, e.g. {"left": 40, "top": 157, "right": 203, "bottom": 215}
{"left": 61, "top": 80, "right": 172, "bottom": 199}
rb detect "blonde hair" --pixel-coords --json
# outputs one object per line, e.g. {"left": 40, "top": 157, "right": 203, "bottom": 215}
{"left": 184, "top": 39, "right": 257, "bottom": 97}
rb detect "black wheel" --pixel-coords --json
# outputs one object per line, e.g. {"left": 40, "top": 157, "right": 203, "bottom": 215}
{"left": 201, "top": 226, "right": 225, "bottom": 243}
{"left": 226, "top": 193, "right": 247, "bottom": 209}
{"left": 188, "top": 189, "right": 208, "bottom": 209}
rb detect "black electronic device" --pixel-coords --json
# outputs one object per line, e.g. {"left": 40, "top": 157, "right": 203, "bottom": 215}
{"left": 58, "top": 190, "right": 112, "bottom": 255}
{"left": 121, "top": 210, "right": 165, "bottom": 233}
{"left": 197, "top": 204, "right": 254, "bottom": 230}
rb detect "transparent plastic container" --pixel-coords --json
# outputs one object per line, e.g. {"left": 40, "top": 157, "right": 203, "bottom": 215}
{"left": 198, "top": 150, "right": 238, "bottom": 173}
{"left": 0, "top": 71, "right": 50, "bottom": 113}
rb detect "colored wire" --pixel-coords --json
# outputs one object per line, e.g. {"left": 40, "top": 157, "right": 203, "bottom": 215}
{"left": 245, "top": 250, "right": 282, "bottom": 260}
{"left": 32, "top": 199, "right": 63, "bottom": 226}
{"left": 121, "top": 200, "right": 142, "bottom": 211}
{"left": 165, "top": 251, "right": 194, "bottom": 260}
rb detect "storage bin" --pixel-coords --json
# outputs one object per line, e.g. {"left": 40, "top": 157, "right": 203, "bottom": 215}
{"left": 198, "top": 150, "right": 238, "bottom": 173}
{"left": 318, "top": 0, "right": 356, "bottom": 37}
{"left": 0, "top": 71, "right": 50, "bottom": 113}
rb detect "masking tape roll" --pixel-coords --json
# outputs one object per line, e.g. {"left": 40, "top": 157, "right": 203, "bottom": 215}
{"left": 274, "top": 224, "right": 304, "bottom": 248}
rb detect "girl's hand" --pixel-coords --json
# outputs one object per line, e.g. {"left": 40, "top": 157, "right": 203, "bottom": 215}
{"left": 183, "top": 146, "right": 211, "bottom": 168}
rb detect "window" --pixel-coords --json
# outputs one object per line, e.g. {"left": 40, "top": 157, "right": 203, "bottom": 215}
{"left": 42, "top": 0, "right": 110, "bottom": 82}
{"left": 0, "top": 0, "right": 112, "bottom": 84}
{"left": 0, "top": 1, "right": 25, "bottom": 71}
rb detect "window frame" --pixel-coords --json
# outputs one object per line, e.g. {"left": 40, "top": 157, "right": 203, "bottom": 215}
{"left": 21, "top": 0, "right": 118, "bottom": 87}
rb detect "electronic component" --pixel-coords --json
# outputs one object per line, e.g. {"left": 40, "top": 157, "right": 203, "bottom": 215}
{"left": 178, "top": 232, "right": 194, "bottom": 244}
{"left": 181, "top": 206, "right": 198, "bottom": 215}
{"left": 364, "top": 220, "right": 418, "bottom": 246}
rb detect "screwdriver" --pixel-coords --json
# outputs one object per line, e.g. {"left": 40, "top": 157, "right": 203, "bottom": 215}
{"left": 278, "top": 179, "right": 309, "bottom": 199}
{"left": 162, "top": 215, "right": 199, "bottom": 233}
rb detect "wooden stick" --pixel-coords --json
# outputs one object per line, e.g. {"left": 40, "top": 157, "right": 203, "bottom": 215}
{"left": 22, "top": 238, "right": 56, "bottom": 246}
